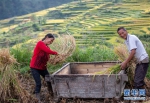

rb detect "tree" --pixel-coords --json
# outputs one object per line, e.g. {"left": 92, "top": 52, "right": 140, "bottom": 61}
{"left": 32, "top": 24, "right": 40, "bottom": 31}
{"left": 38, "top": 16, "right": 42, "bottom": 24}
{"left": 30, "top": 15, "right": 37, "bottom": 22}
{"left": 42, "top": 16, "right": 47, "bottom": 24}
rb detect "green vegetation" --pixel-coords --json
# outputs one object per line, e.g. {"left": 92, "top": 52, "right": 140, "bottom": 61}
{"left": 1, "top": 0, "right": 150, "bottom": 48}
{"left": 68, "top": 46, "right": 117, "bottom": 62}
{"left": 10, "top": 47, "right": 32, "bottom": 68}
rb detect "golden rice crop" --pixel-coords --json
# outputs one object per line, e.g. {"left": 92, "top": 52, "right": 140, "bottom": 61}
{"left": 0, "top": 48, "right": 37, "bottom": 103}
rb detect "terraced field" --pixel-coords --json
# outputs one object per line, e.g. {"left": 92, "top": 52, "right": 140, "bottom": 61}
{"left": 0, "top": 0, "right": 150, "bottom": 48}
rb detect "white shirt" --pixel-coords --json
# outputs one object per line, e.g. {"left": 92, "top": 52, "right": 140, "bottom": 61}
{"left": 125, "top": 34, "right": 148, "bottom": 62}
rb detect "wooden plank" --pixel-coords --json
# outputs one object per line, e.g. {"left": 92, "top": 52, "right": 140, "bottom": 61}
{"left": 71, "top": 63, "right": 117, "bottom": 70}
{"left": 57, "top": 65, "right": 71, "bottom": 75}
{"left": 70, "top": 63, "right": 118, "bottom": 74}
{"left": 71, "top": 67, "right": 111, "bottom": 74}
{"left": 52, "top": 75, "right": 127, "bottom": 98}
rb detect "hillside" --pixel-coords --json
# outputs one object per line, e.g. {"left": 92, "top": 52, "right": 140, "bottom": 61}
{"left": 0, "top": 0, "right": 150, "bottom": 48}
{"left": 0, "top": 0, "right": 72, "bottom": 20}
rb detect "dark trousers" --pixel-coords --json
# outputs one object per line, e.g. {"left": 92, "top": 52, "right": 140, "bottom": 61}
{"left": 31, "top": 68, "right": 50, "bottom": 93}
{"left": 134, "top": 63, "right": 149, "bottom": 89}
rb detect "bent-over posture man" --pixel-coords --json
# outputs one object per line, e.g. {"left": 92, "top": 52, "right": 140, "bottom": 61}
{"left": 117, "top": 27, "right": 149, "bottom": 89}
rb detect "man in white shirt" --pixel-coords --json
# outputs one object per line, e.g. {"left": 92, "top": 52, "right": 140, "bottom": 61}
{"left": 117, "top": 27, "right": 149, "bottom": 89}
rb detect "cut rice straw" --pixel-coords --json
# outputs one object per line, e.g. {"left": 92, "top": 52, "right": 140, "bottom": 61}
{"left": 114, "top": 44, "right": 136, "bottom": 87}
{"left": 93, "top": 44, "right": 136, "bottom": 87}
{"left": 49, "top": 33, "right": 76, "bottom": 65}
{"left": 0, "top": 48, "right": 37, "bottom": 103}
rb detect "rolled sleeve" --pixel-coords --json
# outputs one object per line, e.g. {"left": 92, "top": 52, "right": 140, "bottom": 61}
{"left": 129, "top": 36, "right": 137, "bottom": 51}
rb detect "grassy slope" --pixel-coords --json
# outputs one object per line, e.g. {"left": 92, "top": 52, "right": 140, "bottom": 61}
{"left": 0, "top": 0, "right": 150, "bottom": 48}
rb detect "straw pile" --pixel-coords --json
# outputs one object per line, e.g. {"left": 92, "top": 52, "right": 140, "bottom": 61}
{"left": 0, "top": 48, "right": 17, "bottom": 69}
{"left": 49, "top": 34, "right": 76, "bottom": 65}
{"left": 0, "top": 48, "right": 37, "bottom": 103}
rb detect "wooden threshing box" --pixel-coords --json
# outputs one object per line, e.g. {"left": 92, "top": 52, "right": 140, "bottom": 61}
{"left": 45, "top": 62, "right": 128, "bottom": 101}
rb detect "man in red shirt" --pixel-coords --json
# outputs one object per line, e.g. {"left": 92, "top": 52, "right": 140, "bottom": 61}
{"left": 30, "top": 33, "right": 58, "bottom": 101}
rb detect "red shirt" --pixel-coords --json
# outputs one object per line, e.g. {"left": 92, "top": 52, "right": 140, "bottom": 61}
{"left": 30, "top": 41, "right": 58, "bottom": 70}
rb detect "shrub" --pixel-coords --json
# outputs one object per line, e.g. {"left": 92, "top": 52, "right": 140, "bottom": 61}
{"left": 66, "top": 46, "right": 117, "bottom": 62}
{"left": 32, "top": 24, "right": 40, "bottom": 31}
{"left": 10, "top": 46, "right": 32, "bottom": 68}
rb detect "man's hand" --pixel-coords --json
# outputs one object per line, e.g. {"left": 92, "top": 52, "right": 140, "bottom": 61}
{"left": 120, "top": 49, "right": 136, "bottom": 70}
{"left": 121, "top": 61, "right": 127, "bottom": 70}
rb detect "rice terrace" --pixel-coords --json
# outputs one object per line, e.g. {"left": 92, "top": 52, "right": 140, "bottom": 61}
{"left": 0, "top": 0, "right": 150, "bottom": 103}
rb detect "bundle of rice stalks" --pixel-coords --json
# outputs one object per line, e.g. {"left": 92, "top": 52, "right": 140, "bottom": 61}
{"left": 0, "top": 69, "right": 38, "bottom": 103}
{"left": 93, "top": 64, "right": 120, "bottom": 81}
{"left": 49, "top": 34, "right": 76, "bottom": 65}
{"left": 0, "top": 48, "right": 17, "bottom": 71}
{"left": 49, "top": 54, "right": 68, "bottom": 65}
{"left": 0, "top": 48, "right": 37, "bottom": 103}
{"left": 93, "top": 45, "right": 137, "bottom": 87}
{"left": 114, "top": 44, "right": 136, "bottom": 87}
{"left": 94, "top": 64, "right": 121, "bottom": 75}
